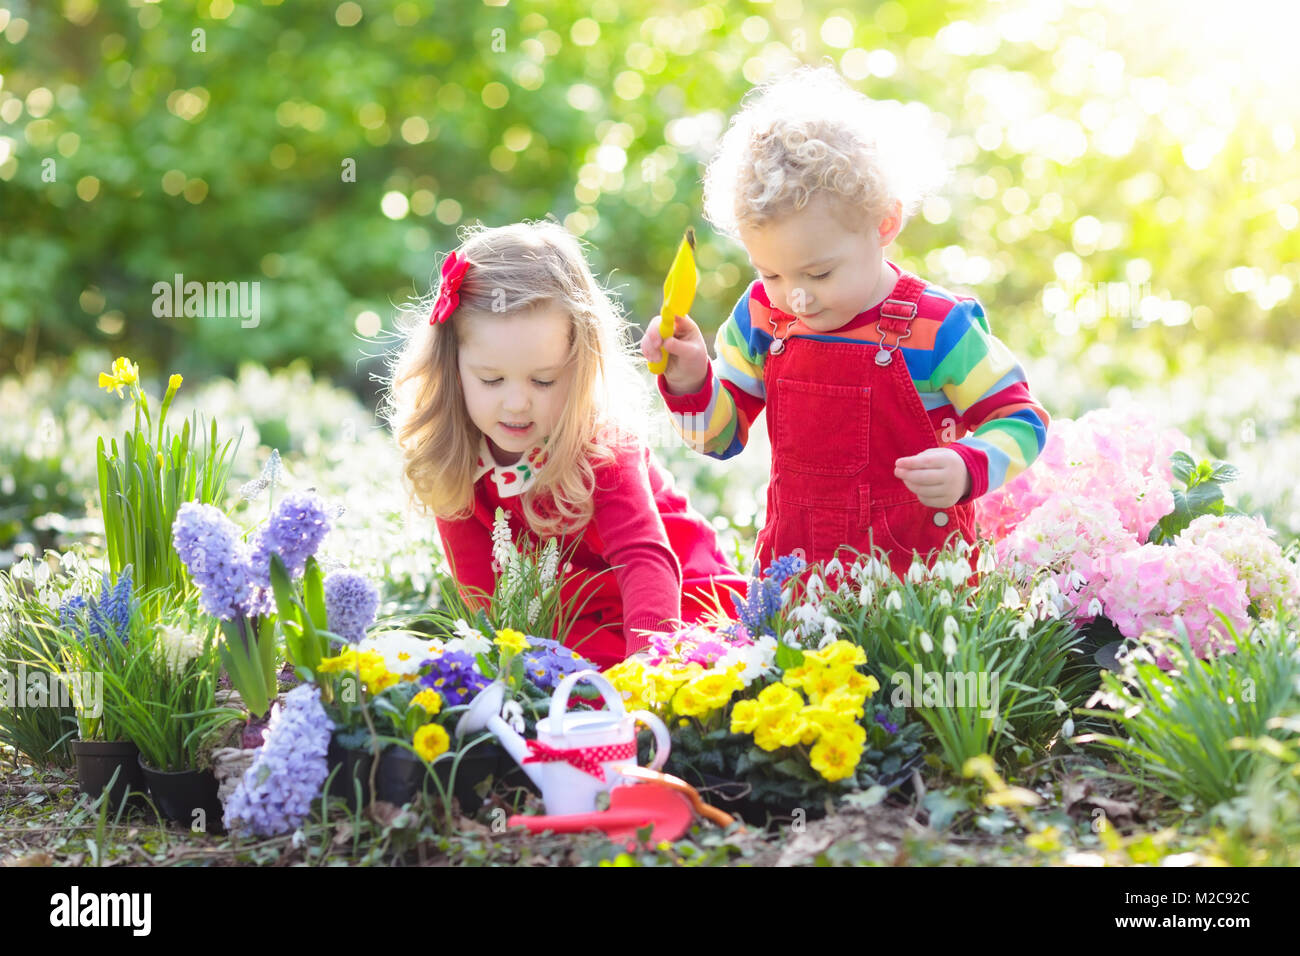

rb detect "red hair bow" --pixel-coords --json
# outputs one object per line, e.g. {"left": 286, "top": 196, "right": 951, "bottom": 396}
{"left": 430, "top": 251, "right": 470, "bottom": 324}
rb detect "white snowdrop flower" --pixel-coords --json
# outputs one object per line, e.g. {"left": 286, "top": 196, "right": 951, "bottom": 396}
{"left": 1001, "top": 585, "right": 1023, "bottom": 610}
{"left": 858, "top": 581, "right": 876, "bottom": 607}
{"left": 943, "top": 616, "right": 960, "bottom": 641}
{"left": 885, "top": 591, "right": 903, "bottom": 612}
{"left": 1012, "top": 618, "right": 1030, "bottom": 641}
{"left": 1067, "top": 569, "right": 1088, "bottom": 592}
{"left": 976, "top": 548, "right": 998, "bottom": 574}
{"left": 907, "top": 560, "right": 927, "bottom": 583}
{"left": 836, "top": 581, "right": 853, "bottom": 599}
{"left": 821, "top": 616, "right": 842, "bottom": 642}
{"left": 937, "top": 590, "right": 953, "bottom": 607}
{"left": 824, "top": 557, "right": 844, "bottom": 579}
{"left": 942, "top": 633, "right": 958, "bottom": 663}
{"left": 1087, "top": 598, "right": 1104, "bottom": 617}
{"left": 501, "top": 700, "right": 526, "bottom": 734}
{"left": 919, "top": 630, "right": 934, "bottom": 653}
{"left": 1053, "top": 697, "right": 1068, "bottom": 715}
{"left": 805, "top": 574, "right": 825, "bottom": 602}
{"left": 1061, "top": 718, "right": 1075, "bottom": 739}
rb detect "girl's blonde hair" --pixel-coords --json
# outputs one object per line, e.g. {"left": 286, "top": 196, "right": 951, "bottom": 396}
{"left": 703, "top": 64, "right": 949, "bottom": 238}
{"left": 380, "top": 220, "right": 649, "bottom": 539}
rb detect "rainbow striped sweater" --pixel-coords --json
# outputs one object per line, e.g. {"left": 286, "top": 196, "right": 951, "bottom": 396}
{"left": 658, "top": 263, "right": 1051, "bottom": 503}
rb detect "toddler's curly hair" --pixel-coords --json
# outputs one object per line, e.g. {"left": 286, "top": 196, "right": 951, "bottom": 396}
{"left": 703, "top": 64, "right": 949, "bottom": 237}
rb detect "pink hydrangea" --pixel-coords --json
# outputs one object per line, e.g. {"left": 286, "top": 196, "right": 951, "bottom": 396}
{"left": 1176, "top": 514, "right": 1300, "bottom": 615}
{"left": 996, "top": 495, "right": 1136, "bottom": 617}
{"left": 975, "top": 408, "right": 1189, "bottom": 542}
{"left": 1095, "top": 541, "right": 1250, "bottom": 659}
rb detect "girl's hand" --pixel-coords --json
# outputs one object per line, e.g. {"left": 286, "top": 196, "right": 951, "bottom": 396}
{"left": 640, "top": 312, "right": 710, "bottom": 396}
{"left": 894, "top": 448, "right": 972, "bottom": 508}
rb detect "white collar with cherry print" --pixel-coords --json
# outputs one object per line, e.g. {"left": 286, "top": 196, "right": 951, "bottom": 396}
{"left": 473, "top": 435, "right": 551, "bottom": 498}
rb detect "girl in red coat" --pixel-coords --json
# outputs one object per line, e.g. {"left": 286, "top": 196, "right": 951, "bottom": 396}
{"left": 383, "top": 221, "right": 746, "bottom": 669}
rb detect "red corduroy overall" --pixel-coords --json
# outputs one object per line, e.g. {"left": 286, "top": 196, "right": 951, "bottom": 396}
{"left": 753, "top": 272, "right": 979, "bottom": 580}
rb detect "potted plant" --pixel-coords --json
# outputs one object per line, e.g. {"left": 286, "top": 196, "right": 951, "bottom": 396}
{"left": 45, "top": 566, "right": 152, "bottom": 809}
{"left": 99, "top": 605, "right": 243, "bottom": 832}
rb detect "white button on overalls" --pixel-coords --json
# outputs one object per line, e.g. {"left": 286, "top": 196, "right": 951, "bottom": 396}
{"left": 933, "top": 511, "right": 949, "bottom": 527}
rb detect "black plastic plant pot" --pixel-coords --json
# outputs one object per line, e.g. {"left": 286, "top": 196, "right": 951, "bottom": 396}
{"left": 376, "top": 746, "right": 426, "bottom": 806}
{"left": 429, "top": 746, "right": 503, "bottom": 814}
{"left": 71, "top": 739, "right": 149, "bottom": 810}
{"left": 137, "top": 755, "right": 225, "bottom": 834}
{"left": 326, "top": 738, "right": 374, "bottom": 810}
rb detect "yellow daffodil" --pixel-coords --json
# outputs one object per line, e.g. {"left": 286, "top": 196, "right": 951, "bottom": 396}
{"left": 494, "top": 628, "right": 529, "bottom": 655}
{"left": 98, "top": 356, "right": 140, "bottom": 398}
{"left": 411, "top": 689, "right": 442, "bottom": 715}
{"left": 413, "top": 723, "right": 450, "bottom": 761}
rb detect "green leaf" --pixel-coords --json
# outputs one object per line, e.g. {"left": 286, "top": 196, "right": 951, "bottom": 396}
{"left": 1185, "top": 481, "right": 1225, "bottom": 515}
{"left": 922, "top": 788, "right": 971, "bottom": 831}
{"left": 1169, "top": 450, "right": 1196, "bottom": 484}
{"left": 774, "top": 641, "right": 804, "bottom": 670}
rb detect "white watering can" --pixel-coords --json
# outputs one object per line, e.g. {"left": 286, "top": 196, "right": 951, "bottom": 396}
{"left": 455, "top": 669, "right": 670, "bottom": 817}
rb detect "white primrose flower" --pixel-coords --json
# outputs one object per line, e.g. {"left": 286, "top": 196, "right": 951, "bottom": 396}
{"left": 359, "top": 633, "right": 438, "bottom": 677}
{"left": 720, "top": 636, "right": 779, "bottom": 686}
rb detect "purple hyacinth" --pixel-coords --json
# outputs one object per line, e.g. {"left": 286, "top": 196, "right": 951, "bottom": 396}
{"left": 418, "top": 651, "right": 489, "bottom": 706}
{"left": 324, "top": 570, "right": 379, "bottom": 643}
{"left": 58, "top": 567, "right": 134, "bottom": 643}
{"left": 521, "top": 636, "right": 590, "bottom": 692}
{"left": 172, "top": 502, "right": 256, "bottom": 620}
{"left": 223, "top": 684, "right": 334, "bottom": 837}
{"left": 248, "top": 491, "right": 331, "bottom": 589}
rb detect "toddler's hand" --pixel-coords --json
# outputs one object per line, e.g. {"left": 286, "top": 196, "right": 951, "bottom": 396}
{"left": 640, "top": 312, "right": 710, "bottom": 396}
{"left": 894, "top": 448, "right": 971, "bottom": 508}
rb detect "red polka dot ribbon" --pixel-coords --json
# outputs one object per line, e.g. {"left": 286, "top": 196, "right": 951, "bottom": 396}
{"left": 522, "top": 739, "right": 636, "bottom": 781}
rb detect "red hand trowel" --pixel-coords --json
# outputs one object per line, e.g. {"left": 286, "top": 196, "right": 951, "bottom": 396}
{"left": 507, "top": 767, "right": 739, "bottom": 846}
{"left": 508, "top": 783, "right": 696, "bottom": 844}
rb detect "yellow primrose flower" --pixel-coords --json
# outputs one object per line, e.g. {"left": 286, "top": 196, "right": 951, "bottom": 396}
{"left": 844, "top": 671, "right": 880, "bottom": 700}
{"left": 820, "top": 640, "right": 867, "bottom": 669}
{"left": 411, "top": 689, "right": 442, "bottom": 715}
{"left": 671, "top": 684, "right": 712, "bottom": 718}
{"left": 494, "top": 628, "right": 529, "bottom": 655}
{"left": 413, "top": 723, "right": 450, "bottom": 761}
{"left": 810, "top": 733, "right": 862, "bottom": 782}
{"left": 755, "top": 682, "right": 802, "bottom": 716}
{"left": 753, "top": 712, "right": 808, "bottom": 752}
{"left": 730, "top": 699, "right": 761, "bottom": 734}
{"left": 690, "top": 672, "right": 743, "bottom": 709}
{"left": 98, "top": 356, "right": 140, "bottom": 398}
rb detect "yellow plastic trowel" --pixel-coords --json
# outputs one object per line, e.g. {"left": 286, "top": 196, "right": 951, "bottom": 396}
{"left": 647, "top": 228, "right": 698, "bottom": 375}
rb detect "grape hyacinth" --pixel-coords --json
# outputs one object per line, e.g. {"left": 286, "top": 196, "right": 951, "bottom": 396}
{"left": 172, "top": 502, "right": 256, "bottom": 620}
{"left": 58, "top": 567, "right": 135, "bottom": 643}
{"left": 223, "top": 684, "right": 334, "bottom": 837}
{"left": 730, "top": 553, "right": 806, "bottom": 638}
{"left": 418, "top": 650, "right": 489, "bottom": 706}
{"left": 324, "top": 570, "right": 380, "bottom": 643}
{"left": 521, "top": 636, "right": 591, "bottom": 691}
